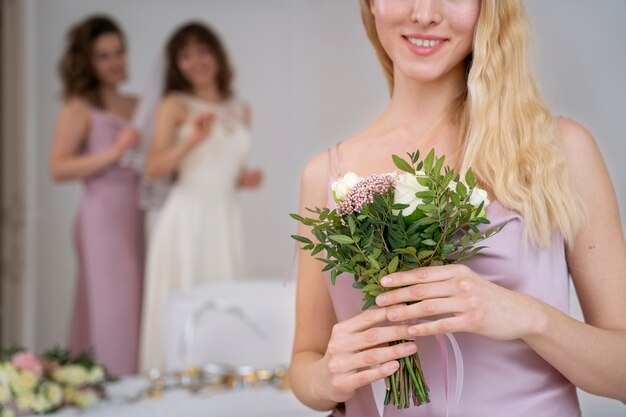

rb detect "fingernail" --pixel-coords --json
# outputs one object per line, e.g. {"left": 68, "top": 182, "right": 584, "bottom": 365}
{"left": 381, "top": 276, "right": 391, "bottom": 286}
{"left": 388, "top": 310, "right": 398, "bottom": 320}
{"left": 408, "top": 327, "right": 418, "bottom": 336}
{"left": 403, "top": 343, "right": 416, "bottom": 353}
{"left": 376, "top": 295, "right": 386, "bottom": 305}
{"left": 386, "top": 361, "right": 399, "bottom": 372}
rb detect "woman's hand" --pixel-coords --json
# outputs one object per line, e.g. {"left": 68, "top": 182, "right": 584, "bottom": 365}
{"left": 187, "top": 112, "right": 215, "bottom": 145}
{"left": 114, "top": 126, "right": 141, "bottom": 157}
{"left": 238, "top": 168, "right": 263, "bottom": 189}
{"left": 317, "top": 306, "right": 417, "bottom": 403}
{"left": 376, "top": 264, "right": 546, "bottom": 341}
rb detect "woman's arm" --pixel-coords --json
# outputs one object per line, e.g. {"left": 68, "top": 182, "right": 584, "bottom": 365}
{"left": 523, "top": 118, "right": 626, "bottom": 400}
{"left": 49, "top": 98, "right": 135, "bottom": 181}
{"left": 289, "top": 152, "right": 414, "bottom": 411}
{"left": 144, "top": 95, "right": 213, "bottom": 180}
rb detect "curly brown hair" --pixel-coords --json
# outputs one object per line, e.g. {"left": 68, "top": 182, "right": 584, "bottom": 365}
{"left": 164, "top": 22, "right": 234, "bottom": 99}
{"left": 58, "top": 15, "right": 125, "bottom": 108}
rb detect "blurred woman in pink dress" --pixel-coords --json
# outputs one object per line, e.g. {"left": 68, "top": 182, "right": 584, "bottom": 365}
{"left": 49, "top": 15, "right": 144, "bottom": 375}
{"left": 289, "top": 1, "right": 626, "bottom": 416}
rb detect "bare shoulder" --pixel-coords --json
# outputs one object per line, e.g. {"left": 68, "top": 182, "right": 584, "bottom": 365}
{"left": 557, "top": 117, "right": 610, "bottom": 188}
{"left": 158, "top": 93, "right": 187, "bottom": 119}
{"left": 555, "top": 117, "right": 603, "bottom": 167}
{"left": 300, "top": 149, "right": 332, "bottom": 208}
{"left": 62, "top": 96, "right": 91, "bottom": 116}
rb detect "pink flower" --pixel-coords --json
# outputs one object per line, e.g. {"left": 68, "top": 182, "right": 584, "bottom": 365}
{"left": 11, "top": 352, "right": 44, "bottom": 378}
{"left": 337, "top": 174, "right": 395, "bottom": 216}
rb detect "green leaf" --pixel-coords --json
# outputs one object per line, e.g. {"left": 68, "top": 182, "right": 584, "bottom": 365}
{"left": 422, "top": 239, "right": 437, "bottom": 246}
{"left": 423, "top": 149, "right": 436, "bottom": 172}
{"left": 311, "top": 245, "right": 326, "bottom": 256}
{"left": 433, "top": 154, "right": 446, "bottom": 175}
{"left": 417, "top": 250, "right": 435, "bottom": 260}
{"left": 465, "top": 168, "right": 476, "bottom": 188}
{"left": 290, "top": 213, "right": 306, "bottom": 222}
{"left": 291, "top": 235, "right": 313, "bottom": 245}
{"left": 392, "top": 154, "right": 415, "bottom": 174}
{"left": 362, "top": 296, "right": 377, "bottom": 310}
{"left": 415, "top": 190, "right": 435, "bottom": 199}
{"left": 415, "top": 176, "right": 431, "bottom": 187}
{"left": 329, "top": 235, "right": 355, "bottom": 244}
{"left": 387, "top": 256, "right": 399, "bottom": 274}
{"left": 352, "top": 281, "right": 365, "bottom": 289}
{"left": 347, "top": 216, "right": 356, "bottom": 235}
{"left": 362, "top": 283, "right": 382, "bottom": 292}
{"left": 367, "top": 256, "right": 381, "bottom": 270}
{"left": 330, "top": 269, "right": 338, "bottom": 285}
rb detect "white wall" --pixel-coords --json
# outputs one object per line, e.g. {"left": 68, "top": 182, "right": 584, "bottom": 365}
{"left": 20, "top": 0, "right": 625, "bottom": 415}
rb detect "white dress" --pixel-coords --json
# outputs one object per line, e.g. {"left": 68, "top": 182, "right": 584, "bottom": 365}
{"left": 140, "top": 93, "right": 251, "bottom": 371}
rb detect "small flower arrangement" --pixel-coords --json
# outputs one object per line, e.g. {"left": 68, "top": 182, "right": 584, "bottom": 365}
{"left": 0, "top": 347, "right": 108, "bottom": 416}
{"left": 291, "top": 149, "right": 505, "bottom": 409}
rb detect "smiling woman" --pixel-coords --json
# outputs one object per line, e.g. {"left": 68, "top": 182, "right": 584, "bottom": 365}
{"left": 288, "top": 0, "right": 626, "bottom": 416}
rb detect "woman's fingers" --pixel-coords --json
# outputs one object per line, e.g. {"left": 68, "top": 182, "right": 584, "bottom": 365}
{"left": 376, "top": 279, "right": 456, "bottom": 307}
{"left": 386, "top": 297, "right": 468, "bottom": 322}
{"left": 407, "top": 316, "right": 471, "bottom": 337}
{"left": 329, "top": 342, "right": 417, "bottom": 375}
{"left": 381, "top": 264, "right": 472, "bottom": 288}
{"left": 333, "top": 360, "right": 400, "bottom": 395}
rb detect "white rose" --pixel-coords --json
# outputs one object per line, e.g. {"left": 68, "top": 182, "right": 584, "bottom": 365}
{"left": 42, "top": 382, "right": 63, "bottom": 407}
{"left": 10, "top": 371, "right": 38, "bottom": 394}
{"left": 87, "top": 366, "right": 105, "bottom": 385}
{"left": 32, "top": 394, "right": 52, "bottom": 414}
{"left": 15, "top": 392, "right": 35, "bottom": 411}
{"left": 0, "top": 384, "right": 12, "bottom": 403}
{"left": 0, "top": 363, "right": 17, "bottom": 385}
{"left": 73, "top": 389, "right": 99, "bottom": 409}
{"left": 392, "top": 172, "right": 428, "bottom": 217}
{"left": 331, "top": 172, "right": 362, "bottom": 203}
{"left": 64, "top": 365, "right": 87, "bottom": 387}
{"left": 468, "top": 187, "right": 490, "bottom": 208}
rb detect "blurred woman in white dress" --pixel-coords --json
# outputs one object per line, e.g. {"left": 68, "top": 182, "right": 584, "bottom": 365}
{"left": 140, "top": 22, "right": 262, "bottom": 371}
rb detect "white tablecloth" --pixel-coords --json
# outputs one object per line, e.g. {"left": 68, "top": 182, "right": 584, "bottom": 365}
{"left": 26, "top": 377, "right": 328, "bottom": 417}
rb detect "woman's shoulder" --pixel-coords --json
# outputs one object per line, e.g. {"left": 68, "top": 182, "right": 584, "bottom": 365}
{"left": 555, "top": 117, "right": 602, "bottom": 167}
{"left": 158, "top": 93, "right": 188, "bottom": 119}
{"left": 61, "top": 96, "right": 91, "bottom": 121}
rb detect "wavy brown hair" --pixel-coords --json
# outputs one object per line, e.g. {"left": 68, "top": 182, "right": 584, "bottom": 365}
{"left": 164, "top": 22, "right": 234, "bottom": 99}
{"left": 58, "top": 15, "right": 125, "bottom": 108}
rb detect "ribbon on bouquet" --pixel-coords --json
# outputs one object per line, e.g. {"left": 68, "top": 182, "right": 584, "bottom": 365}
{"left": 372, "top": 324, "right": 464, "bottom": 417}
{"left": 180, "top": 300, "right": 269, "bottom": 364}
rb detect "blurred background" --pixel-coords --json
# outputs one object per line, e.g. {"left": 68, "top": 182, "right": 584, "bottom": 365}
{"left": 1, "top": 0, "right": 624, "bottom": 415}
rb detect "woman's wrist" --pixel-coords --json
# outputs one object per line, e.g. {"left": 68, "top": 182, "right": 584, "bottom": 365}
{"left": 521, "top": 294, "right": 550, "bottom": 341}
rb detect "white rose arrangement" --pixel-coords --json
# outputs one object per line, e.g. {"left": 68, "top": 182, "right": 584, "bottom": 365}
{"left": 0, "top": 348, "right": 109, "bottom": 415}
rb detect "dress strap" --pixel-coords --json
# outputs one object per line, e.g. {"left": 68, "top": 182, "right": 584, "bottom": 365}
{"left": 327, "top": 142, "right": 343, "bottom": 179}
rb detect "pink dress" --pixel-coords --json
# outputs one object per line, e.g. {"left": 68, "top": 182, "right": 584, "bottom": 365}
{"left": 68, "top": 109, "right": 145, "bottom": 375}
{"left": 323, "top": 146, "right": 581, "bottom": 416}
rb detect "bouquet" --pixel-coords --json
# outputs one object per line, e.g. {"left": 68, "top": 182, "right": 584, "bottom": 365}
{"left": 0, "top": 347, "right": 109, "bottom": 416}
{"left": 291, "top": 149, "right": 505, "bottom": 409}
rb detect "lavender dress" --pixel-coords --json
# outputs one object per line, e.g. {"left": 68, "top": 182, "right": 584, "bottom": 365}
{"left": 323, "top": 146, "right": 581, "bottom": 417}
{"left": 68, "top": 108, "right": 145, "bottom": 375}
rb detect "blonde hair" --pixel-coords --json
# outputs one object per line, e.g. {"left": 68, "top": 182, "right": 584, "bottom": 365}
{"left": 359, "top": 0, "right": 584, "bottom": 247}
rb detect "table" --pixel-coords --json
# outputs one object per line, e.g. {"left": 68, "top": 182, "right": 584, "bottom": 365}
{"left": 25, "top": 377, "right": 328, "bottom": 417}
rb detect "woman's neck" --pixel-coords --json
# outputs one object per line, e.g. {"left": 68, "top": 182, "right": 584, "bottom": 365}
{"left": 192, "top": 84, "right": 222, "bottom": 103}
{"left": 383, "top": 63, "right": 467, "bottom": 139}
{"left": 99, "top": 84, "right": 120, "bottom": 108}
